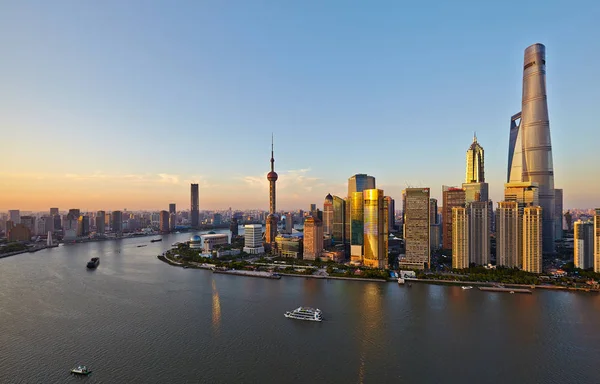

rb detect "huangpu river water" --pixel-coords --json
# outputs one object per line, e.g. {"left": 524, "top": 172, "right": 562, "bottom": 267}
{"left": 1, "top": 232, "right": 599, "bottom": 383}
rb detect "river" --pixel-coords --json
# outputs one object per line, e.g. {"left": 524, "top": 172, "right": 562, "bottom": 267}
{"left": 0, "top": 232, "right": 599, "bottom": 383}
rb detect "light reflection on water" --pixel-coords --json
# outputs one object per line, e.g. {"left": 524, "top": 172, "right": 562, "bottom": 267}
{"left": 212, "top": 279, "right": 221, "bottom": 335}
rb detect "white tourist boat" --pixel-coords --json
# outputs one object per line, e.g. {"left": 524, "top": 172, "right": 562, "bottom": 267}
{"left": 284, "top": 307, "right": 323, "bottom": 322}
{"left": 461, "top": 286, "right": 473, "bottom": 290}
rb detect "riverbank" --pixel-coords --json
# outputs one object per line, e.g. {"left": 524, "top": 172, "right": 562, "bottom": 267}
{"left": 0, "top": 244, "right": 59, "bottom": 259}
{"left": 157, "top": 251, "right": 599, "bottom": 293}
{"left": 407, "top": 278, "right": 599, "bottom": 293}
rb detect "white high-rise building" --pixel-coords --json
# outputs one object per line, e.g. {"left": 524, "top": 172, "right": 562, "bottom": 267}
{"left": 243, "top": 224, "right": 264, "bottom": 255}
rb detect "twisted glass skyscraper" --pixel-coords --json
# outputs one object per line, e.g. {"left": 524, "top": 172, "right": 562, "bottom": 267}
{"left": 507, "top": 43, "right": 555, "bottom": 253}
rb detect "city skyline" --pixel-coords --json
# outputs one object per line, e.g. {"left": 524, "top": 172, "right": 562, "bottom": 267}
{"left": 2, "top": 2, "right": 600, "bottom": 211}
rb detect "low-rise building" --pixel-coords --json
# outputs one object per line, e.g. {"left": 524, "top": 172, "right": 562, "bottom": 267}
{"left": 203, "top": 234, "right": 228, "bottom": 252}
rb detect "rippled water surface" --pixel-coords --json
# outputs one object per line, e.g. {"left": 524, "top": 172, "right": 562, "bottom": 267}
{"left": 1, "top": 233, "right": 599, "bottom": 383}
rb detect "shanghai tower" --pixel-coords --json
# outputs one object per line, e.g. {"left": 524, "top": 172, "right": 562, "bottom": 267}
{"left": 507, "top": 43, "right": 555, "bottom": 253}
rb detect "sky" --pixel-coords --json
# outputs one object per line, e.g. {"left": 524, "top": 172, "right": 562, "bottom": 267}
{"left": 1, "top": 0, "right": 599, "bottom": 212}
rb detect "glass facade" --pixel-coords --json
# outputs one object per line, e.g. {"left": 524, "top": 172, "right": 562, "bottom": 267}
{"left": 332, "top": 196, "right": 346, "bottom": 244}
{"left": 363, "top": 189, "right": 387, "bottom": 269}
{"left": 350, "top": 192, "right": 364, "bottom": 246}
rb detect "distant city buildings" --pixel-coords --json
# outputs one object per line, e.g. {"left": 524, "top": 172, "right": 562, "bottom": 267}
{"left": 9, "top": 210, "right": 20, "bottom": 224}
{"left": 554, "top": 189, "right": 563, "bottom": 240}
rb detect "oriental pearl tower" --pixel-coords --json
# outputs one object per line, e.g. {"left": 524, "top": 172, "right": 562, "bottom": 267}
{"left": 265, "top": 135, "right": 279, "bottom": 250}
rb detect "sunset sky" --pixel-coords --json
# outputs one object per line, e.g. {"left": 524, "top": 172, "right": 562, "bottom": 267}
{"left": 1, "top": 1, "right": 599, "bottom": 211}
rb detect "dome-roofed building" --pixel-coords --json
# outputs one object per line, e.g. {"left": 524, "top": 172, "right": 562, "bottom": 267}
{"left": 189, "top": 235, "right": 202, "bottom": 249}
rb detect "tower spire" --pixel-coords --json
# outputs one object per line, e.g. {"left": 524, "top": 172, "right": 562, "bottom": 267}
{"left": 270, "top": 133, "right": 274, "bottom": 172}
{"left": 473, "top": 131, "right": 477, "bottom": 142}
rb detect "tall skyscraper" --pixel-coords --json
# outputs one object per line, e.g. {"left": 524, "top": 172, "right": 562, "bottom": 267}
{"left": 385, "top": 196, "right": 395, "bottom": 233}
{"left": 323, "top": 194, "right": 334, "bottom": 235}
{"left": 554, "top": 189, "right": 563, "bottom": 240}
{"left": 331, "top": 195, "right": 346, "bottom": 245}
{"left": 159, "top": 211, "right": 170, "bottom": 233}
{"left": 594, "top": 209, "right": 600, "bottom": 273}
{"left": 50, "top": 208, "right": 59, "bottom": 216}
{"left": 111, "top": 211, "right": 123, "bottom": 234}
{"left": 303, "top": 216, "right": 323, "bottom": 261}
{"left": 523, "top": 206, "right": 543, "bottom": 273}
{"left": 442, "top": 186, "right": 465, "bottom": 250}
{"left": 401, "top": 188, "right": 430, "bottom": 269}
{"left": 496, "top": 201, "right": 520, "bottom": 268}
{"left": 347, "top": 174, "right": 376, "bottom": 197}
{"left": 574, "top": 220, "right": 594, "bottom": 269}
{"left": 169, "top": 203, "right": 176, "bottom": 214}
{"left": 452, "top": 207, "right": 469, "bottom": 269}
{"left": 468, "top": 201, "right": 490, "bottom": 266}
{"left": 265, "top": 136, "right": 279, "bottom": 249}
{"left": 190, "top": 184, "right": 199, "bottom": 228}
{"left": 507, "top": 43, "right": 555, "bottom": 253}
{"left": 466, "top": 134, "right": 485, "bottom": 183}
{"left": 347, "top": 174, "right": 375, "bottom": 255}
{"left": 429, "top": 198, "right": 440, "bottom": 250}
{"left": 309, "top": 204, "right": 317, "bottom": 213}
{"left": 96, "top": 211, "right": 106, "bottom": 234}
{"left": 363, "top": 189, "right": 387, "bottom": 269}
{"left": 350, "top": 191, "right": 365, "bottom": 263}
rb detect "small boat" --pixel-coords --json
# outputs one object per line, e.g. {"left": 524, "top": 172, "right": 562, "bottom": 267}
{"left": 183, "top": 265, "right": 189, "bottom": 269}
{"left": 86, "top": 257, "right": 99, "bottom": 269}
{"left": 461, "top": 286, "right": 473, "bottom": 290}
{"left": 397, "top": 278, "right": 405, "bottom": 285}
{"left": 510, "top": 291, "right": 515, "bottom": 294}
{"left": 70, "top": 365, "right": 92, "bottom": 376}
{"left": 284, "top": 307, "right": 323, "bottom": 322}
{"left": 137, "top": 245, "right": 147, "bottom": 248}
{"left": 150, "top": 238, "right": 162, "bottom": 243}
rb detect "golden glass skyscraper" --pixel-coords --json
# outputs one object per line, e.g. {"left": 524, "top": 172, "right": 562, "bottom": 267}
{"left": 466, "top": 134, "right": 484, "bottom": 183}
{"left": 363, "top": 189, "right": 387, "bottom": 269}
{"left": 350, "top": 191, "right": 365, "bottom": 263}
{"left": 523, "top": 206, "right": 543, "bottom": 273}
{"left": 452, "top": 207, "right": 469, "bottom": 269}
